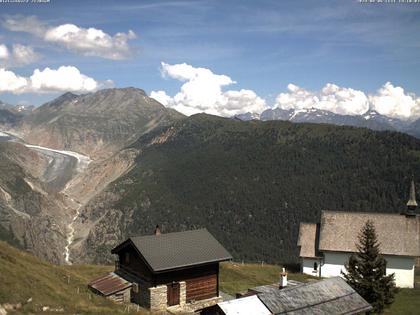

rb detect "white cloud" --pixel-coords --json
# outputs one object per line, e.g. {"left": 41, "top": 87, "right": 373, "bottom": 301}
{"left": 2, "top": 15, "right": 47, "bottom": 36}
{"left": 44, "top": 24, "right": 136, "bottom": 60}
{"left": 11, "top": 44, "right": 39, "bottom": 66}
{"left": 369, "top": 82, "right": 420, "bottom": 120}
{"left": 0, "top": 44, "right": 9, "bottom": 59}
{"left": 222, "top": 89, "right": 267, "bottom": 117}
{"left": 29, "top": 66, "right": 98, "bottom": 93}
{"left": 0, "top": 66, "right": 99, "bottom": 94}
{"left": 151, "top": 62, "right": 267, "bottom": 116}
{"left": 275, "top": 83, "right": 369, "bottom": 116}
{"left": 0, "top": 43, "right": 39, "bottom": 67}
{"left": 2, "top": 15, "right": 136, "bottom": 60}
{"left": 150, "top": 90, "right": 172, "bottom": 106}
{"left": 0, "top": 68, "right": 28, "bottom": 93}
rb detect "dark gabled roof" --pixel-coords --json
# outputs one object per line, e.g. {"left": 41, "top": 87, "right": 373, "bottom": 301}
{"left": 258, "top": 277, "right": 372, "bottom": 315}
{"left": 112, "top": 228, "right": 232, "bottom": 272}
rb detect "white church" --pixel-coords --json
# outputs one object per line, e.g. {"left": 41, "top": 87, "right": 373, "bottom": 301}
{"left": 298, "top": 180, "right": 420, "bottom": 288}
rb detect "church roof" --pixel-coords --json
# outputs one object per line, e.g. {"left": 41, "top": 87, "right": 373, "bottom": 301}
{"left": 297, "top": 223, "right": 319, "bottom": 258}
{"left": 318, "top": 210, "right": 420, "bottom": 257}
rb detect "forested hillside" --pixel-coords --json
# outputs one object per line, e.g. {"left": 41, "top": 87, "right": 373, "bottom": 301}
{"left": 77, "top": 114, "right": 420, "bottom": 264}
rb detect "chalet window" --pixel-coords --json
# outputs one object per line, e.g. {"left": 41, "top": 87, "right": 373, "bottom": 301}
{"left": 125, "top": 252, "right": 130, "bottom": 264}
{"left": 313, "top": 262, "right": 318, "bottom": 272}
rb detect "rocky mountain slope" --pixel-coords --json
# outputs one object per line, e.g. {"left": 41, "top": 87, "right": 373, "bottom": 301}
{"left": 0, "top": 101, "right": 33, "bottom": 127}
{"left": 18, "top": 88, "right": 184, "bottom": 158}
{"left": 0, "top": 142, "right": 69, "bottom": 263}
{"left": 0, "top": 89, "right": 184, "bottom": 264}
{"left": 71, "top": 114, "right": 420, "bottom": 265}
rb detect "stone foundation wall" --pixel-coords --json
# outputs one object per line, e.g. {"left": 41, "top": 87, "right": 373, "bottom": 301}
{"left": 180, "top": 281, "right": 186, "bottom": 306}
{"left": 188, "top": 296, "right": 223, "bottom": 311}
{"left": 109, "top": 287, "right": 131, "bottom": 304}
{"left": 149, "top": 285, "right": 168, "bottom": 312}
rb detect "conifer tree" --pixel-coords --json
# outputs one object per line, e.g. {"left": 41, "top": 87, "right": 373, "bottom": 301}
{"left": 342, "top": 220, "right": 397, "bottom": 313}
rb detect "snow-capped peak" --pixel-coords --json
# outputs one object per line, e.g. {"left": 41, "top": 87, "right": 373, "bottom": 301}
{"left": 363, "top": 109, "right": 380, "bottom": 120}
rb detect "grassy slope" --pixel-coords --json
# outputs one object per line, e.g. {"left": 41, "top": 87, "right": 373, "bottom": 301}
{"left": 0, "top": 241, "right": 147, "bottom": 315}
{"left": 383, "top": 288, "right": 420, "bottom": 315}
{"left": 1, "top": 241, "right": 418, "bottom": 315}
{"left": 383, "top": 269, "right": 420, "bottom": 315}
{"left": 219, "top": 262, "right": 315, "bottom": 295}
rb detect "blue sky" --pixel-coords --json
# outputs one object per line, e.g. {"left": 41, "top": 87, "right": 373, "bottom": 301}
{"left": 0, "top": 0, "right": 419, "bottom": 118}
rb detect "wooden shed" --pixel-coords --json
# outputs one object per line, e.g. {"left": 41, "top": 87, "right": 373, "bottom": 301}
{"left": 109, "top": 228, "right": 232, "bottom": 312}
{"left": 88, "top": 273, "right": 132, "bottom": 303}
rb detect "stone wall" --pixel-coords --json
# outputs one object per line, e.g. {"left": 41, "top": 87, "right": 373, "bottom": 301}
{"left": 188, "top": 296, "right": 223, "bottom": 312}
{"left": 180, "top": 281, "right": 186, "bottom": 306}
{"left": 109, "top": 287, "right": 131, "bottom": 304}
{"left": 149, "top": 285, "right": 167, "bottom": 312}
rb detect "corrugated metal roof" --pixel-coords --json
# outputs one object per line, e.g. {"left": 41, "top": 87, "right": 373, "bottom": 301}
{"left": 88, "top": 273, "right": 132, "bottom": 296}
{"left": 218, "top": 295, "right": 271, "bottom": 315}
{"left": 117, "top": 228, "right": 232, "bottom": 272}
{"left": 258, "top": 277, "right": 372, "bottom": 315}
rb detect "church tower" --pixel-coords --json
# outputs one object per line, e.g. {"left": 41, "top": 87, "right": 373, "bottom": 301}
{"left": 406, "top": 178, "right": 418, "bottom": 215}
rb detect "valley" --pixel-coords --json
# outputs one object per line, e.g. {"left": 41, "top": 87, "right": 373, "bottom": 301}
{"left": 0, "top": 2, "right": 418, "bottom": 314}
{"left": 0, "top": 131, "right": 92, "bottom": 264}
{"left": 0, "top": 88, "right": 182, "bottom": 265}
{"left": 1, "top": 88, "right": 420, "bottom": 267}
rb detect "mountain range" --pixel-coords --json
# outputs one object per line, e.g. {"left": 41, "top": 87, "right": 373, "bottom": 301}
{"left": 17, "top": 88, "right": 184, "bottom": 158}
{"left": 1, "top": 88, "right": 420, "bottom": 266}
{"left": 234, "top": 107, "right": 420, "bottom": 138}
{"left": 0, "top": 101, "right": 33, "bottom": 126}
{"left": 74, "top": 113, "right": 420, "bottom": 264}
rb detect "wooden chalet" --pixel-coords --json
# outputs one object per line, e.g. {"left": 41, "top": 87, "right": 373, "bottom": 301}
{"left": 90, "top": 227, "right": 232, "bottom": 312}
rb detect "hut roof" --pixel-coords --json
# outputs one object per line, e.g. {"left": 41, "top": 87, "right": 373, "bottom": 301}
{"left": 111, "top": 228, "right": 232, "bottom": 272}
{"left": 88, "top": 272, "right": 131, "bottom": 296}
{"left": 258, "top": 277, "right": 372, "bottom": 315}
